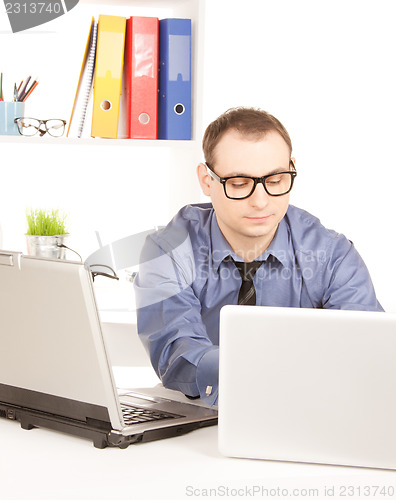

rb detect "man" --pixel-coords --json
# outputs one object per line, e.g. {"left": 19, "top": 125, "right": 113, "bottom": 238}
{"left": 134, "top": 107, "right": 383, "bottom": 406}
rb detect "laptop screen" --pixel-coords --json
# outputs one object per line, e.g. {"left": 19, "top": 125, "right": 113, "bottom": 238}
{"left": 0, "top": 252, "right": 120, "bottom": 424}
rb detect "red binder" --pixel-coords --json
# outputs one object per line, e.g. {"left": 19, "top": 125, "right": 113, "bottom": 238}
{"left": 125, "top": 16, "right": 159, "bottom": 139}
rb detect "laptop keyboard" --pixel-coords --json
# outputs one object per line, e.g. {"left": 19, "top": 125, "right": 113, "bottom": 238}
{"left": 121, "top": 404, "right": 180, "bottom": 425}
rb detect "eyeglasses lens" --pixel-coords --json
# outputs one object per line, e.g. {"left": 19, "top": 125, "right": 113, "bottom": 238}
{"left": 225, "top": 172, "right": 294, "bottom": 199}
{"left": 46, "top": 119, "right": 65, "bottom": 137}
{"left": 17, "top": 118, "right": 41, "bottom": 136}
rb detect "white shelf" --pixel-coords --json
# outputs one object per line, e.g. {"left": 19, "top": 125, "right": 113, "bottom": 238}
{"left": 0, "top": 135, "right": 198, "bottom": 148}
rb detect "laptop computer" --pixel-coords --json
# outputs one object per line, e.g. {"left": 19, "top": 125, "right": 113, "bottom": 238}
{"left": 218, "top": 305, "right": 396, "bottom": 470}
{"left": 0, "top": 251, "right": 217, "bottom": 449}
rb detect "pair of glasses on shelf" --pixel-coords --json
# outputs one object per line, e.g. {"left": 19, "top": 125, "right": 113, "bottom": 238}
{"left": 14, "top": 117, "right": 66, "bottom": 137}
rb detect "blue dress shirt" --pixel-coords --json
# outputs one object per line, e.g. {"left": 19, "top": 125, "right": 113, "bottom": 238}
{"left": 134, "top": 203, "right": 383, "bottom": 406}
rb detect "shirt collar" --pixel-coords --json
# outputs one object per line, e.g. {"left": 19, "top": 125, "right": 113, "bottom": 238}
{"left": 211, "top": 215, "right": 235, "bottom": 272}
{"left": 210, "top": 213, "right": 292, "bottom": 272}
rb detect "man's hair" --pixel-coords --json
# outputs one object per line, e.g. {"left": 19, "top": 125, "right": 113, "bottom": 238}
{"left": 202, "top": 107, "right": 293, "bottom": 167}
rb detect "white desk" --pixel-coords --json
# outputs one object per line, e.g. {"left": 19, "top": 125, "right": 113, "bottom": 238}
{"left": 2, "top": 367, "right": 396, "bottom": 500}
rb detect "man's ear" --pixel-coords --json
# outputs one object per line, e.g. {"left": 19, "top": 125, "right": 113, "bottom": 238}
{"left": 197, "top": 163, "right": 212, "bottom": 197}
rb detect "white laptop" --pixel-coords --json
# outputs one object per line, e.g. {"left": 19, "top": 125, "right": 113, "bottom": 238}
{"left": 0, "top": 251, "right": 217, "bottom": 449}
{"left": 219, "top": 305, "right": 396, "bottom": 470}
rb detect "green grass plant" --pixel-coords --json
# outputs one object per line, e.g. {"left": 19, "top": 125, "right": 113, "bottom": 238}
{"left": 26, "top": 208, "right": 69, "bottom": 236}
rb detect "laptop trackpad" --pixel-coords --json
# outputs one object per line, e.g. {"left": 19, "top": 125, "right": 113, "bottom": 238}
{"left": 119, "top": 392, "right": 169, "bottom": 408}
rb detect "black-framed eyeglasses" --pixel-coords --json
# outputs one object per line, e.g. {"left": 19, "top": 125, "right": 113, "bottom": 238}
{"left": 205, "top": 160, "right": 297, "bottom": 200}
{"left": 14, "top": 117, "right": 66, "bottom": 137}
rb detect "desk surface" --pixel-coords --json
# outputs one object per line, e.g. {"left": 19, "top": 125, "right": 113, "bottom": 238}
{"left": 2, "top": 368, "right": 396, "bottom": 500}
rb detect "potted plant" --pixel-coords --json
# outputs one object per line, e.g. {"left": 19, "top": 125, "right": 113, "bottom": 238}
{"left": 25, "top": 208, "right": 69, "bottom": 259}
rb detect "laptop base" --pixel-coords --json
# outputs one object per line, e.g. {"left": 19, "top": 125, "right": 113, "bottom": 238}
{"left": 0, "top": 383, "right": 217, "bottom": 449}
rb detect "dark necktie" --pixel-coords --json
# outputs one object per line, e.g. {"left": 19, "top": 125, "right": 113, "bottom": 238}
{"left": 232, "top": 260, "right": 263, "bottom": 305}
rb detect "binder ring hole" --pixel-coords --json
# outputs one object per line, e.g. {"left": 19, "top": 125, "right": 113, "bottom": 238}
{"left": 101, "top": 100, "right": 112, "bottom": 111}
{"left": 174, "top": 103, "right": 185, "bottom": 115}
{"left": 139, "top": 113, "right": 150, "bottom": 125}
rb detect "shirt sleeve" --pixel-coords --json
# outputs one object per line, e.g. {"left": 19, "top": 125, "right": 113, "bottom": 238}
{"left": 320, "top": 234, "right": 384, "bottom": 311}
{"left": 134, "top": 228, "right": 219, "bottom": 406}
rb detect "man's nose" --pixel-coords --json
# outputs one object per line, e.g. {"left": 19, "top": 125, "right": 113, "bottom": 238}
{"left": 248, "top": 180, "right": 270, "bottom": 206}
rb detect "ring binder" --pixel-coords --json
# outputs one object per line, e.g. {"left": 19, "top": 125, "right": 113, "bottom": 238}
{"left": 158, "top": 18, "right": 192, "bottom": 140}
{"left": 91, "top": 15, "right": 126, "bottom": 139}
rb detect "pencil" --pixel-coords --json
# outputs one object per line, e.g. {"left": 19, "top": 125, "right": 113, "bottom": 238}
{"left": 17, "top": 76, "right": 31, "bottom": 101}
{"left": 22, "top": 80, "right": 39, "bottom": 102}
{"left": 20, "top": 77, "right": 38, "bottom": 101}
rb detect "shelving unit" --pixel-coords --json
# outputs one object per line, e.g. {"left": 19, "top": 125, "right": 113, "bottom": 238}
{"left": 0, "top": 0, "right": 206, "bottom": 262}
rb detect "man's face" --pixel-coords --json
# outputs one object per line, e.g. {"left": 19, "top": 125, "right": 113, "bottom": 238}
{"left": 198, "top": 129, "right": 293, "bottom": 259}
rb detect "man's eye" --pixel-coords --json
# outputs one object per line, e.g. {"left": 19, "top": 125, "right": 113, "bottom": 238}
{"left": 229, "top": 178, "right": 251, "bottom": 188}
{"left": 266, "top": 174, "right": 286, "bottom": 185}
{"left": 232, "top": 182, "right": 249, "bottom": 188}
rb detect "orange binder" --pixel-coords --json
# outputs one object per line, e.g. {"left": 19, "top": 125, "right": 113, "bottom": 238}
{"left": 125, "top": 16, "right": 159, "bottom": 139}
{"left": 91, "top": 15, "right": 126, "bottom": 139}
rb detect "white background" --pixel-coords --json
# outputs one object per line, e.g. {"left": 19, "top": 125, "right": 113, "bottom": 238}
{"left": 201, "top": 0, "right": 396, "bottom": 312}
{"left": 0, "top": 0, "right": 394, "bottom": 311}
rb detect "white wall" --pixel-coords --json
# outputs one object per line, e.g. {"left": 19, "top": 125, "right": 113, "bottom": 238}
{"left": 0, "top": 0, "right": 394, "bottom": 311}
{"left": 201, "top": 0, "right": 396, "bottom": 311}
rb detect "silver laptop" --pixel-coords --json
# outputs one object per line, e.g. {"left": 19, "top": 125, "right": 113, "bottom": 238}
{"left": 0, "top": 251, "right": 217, "bottom": 448}
{"left": 219, "top": 305, "right": 396, "bottom": 470}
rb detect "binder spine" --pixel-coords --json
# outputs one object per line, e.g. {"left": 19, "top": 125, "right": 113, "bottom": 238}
{"left": 126, "top": 17, "right": 159, "bottom": 140}
{"left": 158, "top": 18, "right": 191, "bottom": 140}
{"left": 91, "top": 15, "right": 126, "bottom": 139}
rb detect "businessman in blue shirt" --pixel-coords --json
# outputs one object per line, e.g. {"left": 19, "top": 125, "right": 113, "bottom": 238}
{"left": 134, "top": 107, "right": 383, "bottom": 406}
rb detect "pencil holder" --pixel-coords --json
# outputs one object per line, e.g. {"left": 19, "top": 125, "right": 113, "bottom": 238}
{"left": 0, "top": 101, "right": 25, "bottom": 135}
